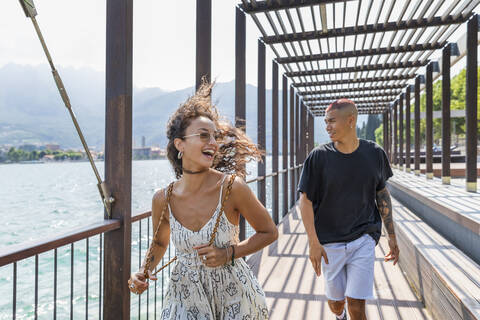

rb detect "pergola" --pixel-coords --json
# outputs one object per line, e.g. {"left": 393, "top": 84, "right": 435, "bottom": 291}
{"left": 236, "top": 0, "right": 479, "bottom": 193}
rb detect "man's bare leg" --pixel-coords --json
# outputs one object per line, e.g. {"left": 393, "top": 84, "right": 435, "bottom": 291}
{"left": 346, "top": 297, "right": 366, "bottom": 320}
{"left": 328, "top": 299, "right": 346, "bottom": 317}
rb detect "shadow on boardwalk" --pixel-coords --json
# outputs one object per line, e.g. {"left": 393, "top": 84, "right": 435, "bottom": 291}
{"left": 247, "top": 204, "right": 433, "bottom": 320}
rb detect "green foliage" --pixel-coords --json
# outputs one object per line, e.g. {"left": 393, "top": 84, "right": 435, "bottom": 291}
{"left": 2, "top": 147, "right": 85, "bottom": 163}
{"left": 376, "top": 66, "right": 480, "bottom": 145}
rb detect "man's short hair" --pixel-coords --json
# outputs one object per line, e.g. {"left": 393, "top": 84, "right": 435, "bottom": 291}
{"left": 326, "top": 99, "right": 357, "bottom": 115}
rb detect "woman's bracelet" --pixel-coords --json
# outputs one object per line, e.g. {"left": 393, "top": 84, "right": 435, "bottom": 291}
{"left": 230, "top": 245, "right": 235, "bottom": 266}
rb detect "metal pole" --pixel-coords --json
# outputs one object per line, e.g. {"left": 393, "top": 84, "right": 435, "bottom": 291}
{"left": 466, "top": 15, "right": 478, "bottom": 192}
{"left": 289, "top": 86, "right": 295, "bottom": 207}
{"left": 426, "top": 62, "right": 434, "bottom": 179}
{"left": 442, "top": 44, "right": 452, "bottom": 184}
{"left": 104, "top": 0, "right": 132, "bottom": 318}
{"left": 405, "top": 87, "right": 411, "bottom": 172}
{"left": 235, "top": 7, "right": 246, "bottom": 240}
{"left": 414, "top": 76, "right": 421, "bottom": 175}
{"left": 195, "top": 0, "right": 211, "bottom": 89}
{"left": 272, "top": 61, "right": 279, "bottom": 224}
{"left": 257, "top": 40, "right": 266, "bottom": 206}
{"left": 282, "top": 75, "right": 288, "bottom": 217}
{"left": 399, "top": 94, "right": 404, "bottom": 170}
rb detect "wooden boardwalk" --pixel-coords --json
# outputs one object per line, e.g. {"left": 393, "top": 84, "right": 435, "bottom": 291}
{"left": 247, "top": 204, "right": 432, "bottom": 320}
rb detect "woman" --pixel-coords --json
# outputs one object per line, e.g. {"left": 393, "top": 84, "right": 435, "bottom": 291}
{"left": 128, "top": 82, "right": 278, "bottom": 319}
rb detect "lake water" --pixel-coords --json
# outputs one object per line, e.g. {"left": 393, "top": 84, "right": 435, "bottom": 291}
{"left": 0, "top": 158, "right": 284, "bottom": 319}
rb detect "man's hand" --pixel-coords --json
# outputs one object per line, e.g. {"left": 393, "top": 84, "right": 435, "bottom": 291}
{"left": 384, "top": 234, "right": 400, "bottom": 265}
{"left": 309, "top": 241, "right": 329, "bottom": 277}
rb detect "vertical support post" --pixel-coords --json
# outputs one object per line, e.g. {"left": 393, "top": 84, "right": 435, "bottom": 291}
{"left": 300, "top": 101, "right": 307, "bottom": 163}
{"left": 389, "top": 111, "right": 392, "bottom": 159}
{"left": 257, "top": 40, "right": 266, "bottom": 205}
{"left": 289, "top": 86, "right": 295, "bottom": 207}
{"left": 310, "top": 112, "right": 315, "bottom": 151}
{"left": 272, "top": 61, "right": 279, "bottom": 224}
{"left": 295, "top": 94, "right": 300, "bottom": 201}
{"left": 282, "top": 75, "right": 288, "bottom": 217}
{"left": 406, "top": 86, "right": 411, "bottom": 172}
{"left": 383, "top": 112, "right": 388, "bottom": 151}
{"left": 426, "top": 62, "right": 434, "bottom": 179}
{"left": 195, "top": 0, "right": 211, "bottom": 89}
{"left": 235, "top": 7, "right": 246, "bottom": 240}
{"left": 399, "top": 94, "right": 404, "bottom": 170}
{"left": 308, "top": 111, "right": 314, "bottom": 153}
{"left": 442, "top": 44, "right": 452, "bottom": 184}
{"left": 414, "top": 76, "right": 421, "bottom": 175}
{"left": 393, "top": 101, "right": 398, "bottom": 168}
{"left": 466, "top": 15, "right": 478, "bottom": 192}
{"left": 104, "top": 0, "right": 132, "bottom": 318}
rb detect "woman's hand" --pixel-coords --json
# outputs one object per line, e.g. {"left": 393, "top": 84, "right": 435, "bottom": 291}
{"left": 194, "top": 244, "right": 229, "bottom": 267}
{"left": 128, "top": 268, "right": 158, "bottom": 295}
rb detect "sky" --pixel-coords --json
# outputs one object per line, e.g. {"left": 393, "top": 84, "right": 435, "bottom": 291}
{"left": 1, "top": 0, "right": 478, "bottom": 91}
{"left": 1, "top": 0, "right": 275, "bottom": 91}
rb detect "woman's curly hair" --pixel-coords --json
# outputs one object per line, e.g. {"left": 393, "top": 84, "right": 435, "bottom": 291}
{"left": 166, "top": 80, "right": 263, "bottom": 179}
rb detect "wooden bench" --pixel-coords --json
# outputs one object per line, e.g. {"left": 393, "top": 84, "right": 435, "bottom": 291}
{"left": 393, "top": 198, "right": 480, "bottom": 320}
{"left": 388, "top": 170, "right": 480, "bottom": 264}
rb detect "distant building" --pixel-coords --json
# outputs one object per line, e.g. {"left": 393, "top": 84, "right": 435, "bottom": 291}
{"left": 19, "top": 144, "right": 37, "bottom": 152}
{"left": 151, "top": 147, "right": 166, "bottom": 159}
{"left": 141, "top": 136, "right": 146, "bottom": 148}
{"left": 133, "top": 147, "right": 151, "bottom": 158}
{"left": 45, "top": 144, "right": 60, "bottom": 151}
{"left": 42, "top": 154, "right": 55, "bottom": 162}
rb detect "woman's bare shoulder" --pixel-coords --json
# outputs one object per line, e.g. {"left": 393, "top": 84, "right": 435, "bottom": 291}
{"left": 151, "top": 185, "right": 171, "bottom": 221}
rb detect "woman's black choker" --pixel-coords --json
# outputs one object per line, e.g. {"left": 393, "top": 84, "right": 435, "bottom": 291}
{"left": 182, "top": 167, "right": 209, "bottom": 175}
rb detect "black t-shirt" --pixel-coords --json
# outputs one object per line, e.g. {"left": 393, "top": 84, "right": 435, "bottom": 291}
{"left": 297, "top": 139, "right": 393, "bottom": 245}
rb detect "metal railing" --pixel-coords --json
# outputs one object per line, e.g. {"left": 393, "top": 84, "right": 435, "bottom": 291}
{"left": 0, "top": 164, "right": 302, "bottom": 319}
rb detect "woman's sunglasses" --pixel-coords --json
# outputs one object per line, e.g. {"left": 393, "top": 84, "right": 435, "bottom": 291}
{"left": 183, "top": 131, "right": 222, "bottom": 143}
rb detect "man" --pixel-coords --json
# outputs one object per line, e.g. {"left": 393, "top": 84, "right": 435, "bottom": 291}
{"left": 297, "top": 99, "right": 399, "bottom": 320}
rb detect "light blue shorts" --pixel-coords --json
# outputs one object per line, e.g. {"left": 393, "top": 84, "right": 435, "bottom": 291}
{"left": 321, "top": 234, "right": 376, "bottom": 301}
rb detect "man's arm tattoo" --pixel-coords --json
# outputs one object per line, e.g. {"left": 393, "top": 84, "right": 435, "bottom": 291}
{"left": 376, "top": 187, "right": 395, "bottom": 235}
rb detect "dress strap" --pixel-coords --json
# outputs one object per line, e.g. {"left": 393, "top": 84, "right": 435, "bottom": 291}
{"left": 216, "top": 175, "right": 228, "bottom": 209}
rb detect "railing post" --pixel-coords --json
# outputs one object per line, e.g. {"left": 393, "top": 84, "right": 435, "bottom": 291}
{"left": 104, "top": 0, "right": 132, "bottom": 318}
{"left": 414, "top": 76, "right": 421, "bottom": 175}
{"left": 466, "top": 15, "right": 478, "bottom": 192}
{"left": 406, "top": 86, "right": 411, "bottom": 172}
{"left": 195, "top": 0, "right": 211, "bottom": 89}
{"left": 272, "top": 61, "right": 279, "bottom": 224}
{"left": 442, "top": 43, "right": 452, "bottom": 185}
{"left": 282, "top": 75, "right": 288, "bottom": 217}
{"left": 289, "top": 85, "right": 295, "bottom": 207}
{"left": 257, "top": 40, "right": 266, "bottom": 206}
{"left": 426, "top": 62, "right": 434, "bottom": 179}
{"left": 235, "top": 6, "right": 246, "bottom": 240}
{"left": 399, "top": 93, "right": 404, "bottom": 170}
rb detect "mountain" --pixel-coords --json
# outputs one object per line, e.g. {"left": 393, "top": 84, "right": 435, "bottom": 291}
{"left": 0, "top": 63, "right": 329, "bottom": 149}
